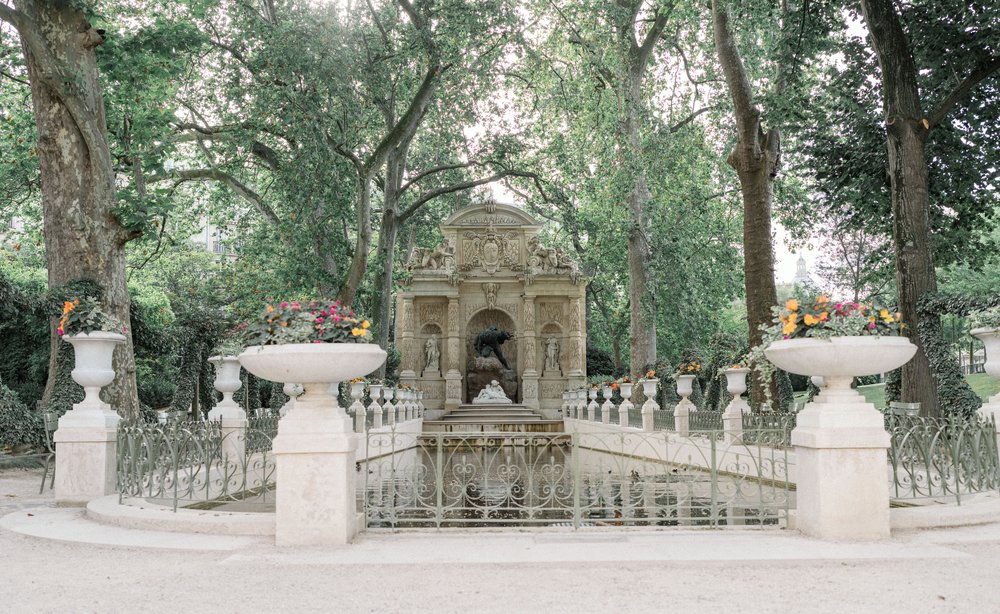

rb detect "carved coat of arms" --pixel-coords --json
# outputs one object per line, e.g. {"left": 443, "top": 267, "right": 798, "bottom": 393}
{"left": 461, "top": 230, "right": 519, "bottom": 275}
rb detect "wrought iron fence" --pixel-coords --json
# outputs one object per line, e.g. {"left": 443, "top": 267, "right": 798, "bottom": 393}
{"left": 246, "top": 415, "right": 279, "bottom": 454}
{"left": 742, "top": 413, "right": 796, "bottom": 448}
{"left": 689, "top": 411, "right": 724, "bottom": 431}
{"left": 361, "top": 429, "right": 792, "bottom": 529}
{"left": 117, "top": 420, "right": 276, "bottom": 511}
{"left": 886, "top": 413, "right": 1000, "bottom": 504}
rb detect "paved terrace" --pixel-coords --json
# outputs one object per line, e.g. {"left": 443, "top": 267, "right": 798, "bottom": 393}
{"left": 2, "top": 467, "right": 998, "bottom": 613}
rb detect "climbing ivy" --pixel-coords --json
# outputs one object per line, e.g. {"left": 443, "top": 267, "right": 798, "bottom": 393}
{"left": 917, "top": 292, "right": 1000, "bottom": 417}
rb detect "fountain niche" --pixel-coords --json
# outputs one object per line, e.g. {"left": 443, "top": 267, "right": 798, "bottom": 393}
{"left": 396, "top": 198, "right": 587, "bottom": 419}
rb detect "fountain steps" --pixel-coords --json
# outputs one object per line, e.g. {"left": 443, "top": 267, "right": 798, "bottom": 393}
{"left": 423, "top": 404, "right": 563, "bottom": 433}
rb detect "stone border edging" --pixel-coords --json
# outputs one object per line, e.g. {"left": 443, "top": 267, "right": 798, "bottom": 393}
{"left": 86, "top": 495, "right": 275, "bottom": 536}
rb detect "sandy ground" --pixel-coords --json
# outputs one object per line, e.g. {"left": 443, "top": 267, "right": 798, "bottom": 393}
{"left": 3, "top": 466, "right": 1000, "bottom": 614}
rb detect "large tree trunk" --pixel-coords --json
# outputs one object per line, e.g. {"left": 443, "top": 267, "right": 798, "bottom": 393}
{"left": 860, "top": 0, "right": 939, "bottom": 416}
{"left": 11, "top": 0, "right": 139, "bottom": 418}
{"left": 372, "top": 144, "right": 408, "bottom": 377}
{"left": 712, "top": 0, "right": 781, "bottom": 408}
{"left": 624, "top": 77, "right": 656, "bottom": 377}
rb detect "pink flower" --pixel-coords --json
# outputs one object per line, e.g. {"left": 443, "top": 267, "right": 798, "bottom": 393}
{"left": 333, "top": 314, "right": 341, "bottom": 322}
{"left": 835, "top": 303, "right": 842, "bottom": 310}
{"left": 312, "top": 340, "right": 322, "bottom": 344}
{"left": 280, "top": 301, "right": 289, "bottom": 308}
{"left": 292, "top": 301, "right": 301, "bottom": 309}
{"left": 315, "top": 317, "right": 324, "bottom": 323}
{"left": 868, "top": 322, "right": 876, "bottom": 329}
{"left": 57, "top": 328, "right": 64, "bottom": 336}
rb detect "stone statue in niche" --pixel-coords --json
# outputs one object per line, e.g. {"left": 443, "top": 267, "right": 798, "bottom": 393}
{"left": 473, "top": 326, "right": 513, "bottom": 370}
{"left": 423, "top": 335, "right": 440, "bottom": 373}
{"left": 544, "top": 337, "right": 560, "bottom": 372}
{"left": 407, "top": 238, "right": 455, "bottom": 272}
{"left": 472, "top": 379, "right": 512, "bottom": 404}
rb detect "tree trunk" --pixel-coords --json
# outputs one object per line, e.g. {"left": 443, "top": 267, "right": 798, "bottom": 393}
{"left": 13, "top": 0, "right": 139, "bottom": 418}
{"left": 373, "top": 144, "right": 408, "bottom": 378}
{"left": 339, "top": 174, "right": 373, "bottom": 305}
{"left": 712, "top": 0, "right": 781, "bottom": 408}
{"left": 860, "top": 0, "right": 939, "bottom": 416}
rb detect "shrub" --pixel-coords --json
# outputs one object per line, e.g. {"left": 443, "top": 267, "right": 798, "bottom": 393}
{"left": 0, "top": 383, "right": 43, "bottom": 450}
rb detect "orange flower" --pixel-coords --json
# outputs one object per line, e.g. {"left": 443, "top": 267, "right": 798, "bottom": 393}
{"left": 62, "top": 301, "right": 75, "bottom": 315}
{"left": 786, "top": 299, "right": 799, "bottom": 311}
{"left": 610, "top": 382, "right": 619, "bottom": 390}
{"left": 815, "top": 294, "right": 830, "bottom": 305}
{"left": 803, "top": 314, "right": 820, "bottom": 326}
{"left": 782, "top": 313, "right": 797, "bottom": 335}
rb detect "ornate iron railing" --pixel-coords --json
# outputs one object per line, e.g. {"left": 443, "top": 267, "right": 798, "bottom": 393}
{"left": 742, "top": 413, "right": 796, "bottom": 448}
{"left": 117, "top": 420, "right": 275, "bottom": 511}
{"left": 246, "top": 415, "right": 279, "bottom": 454}
{"left": 886, "top": 413, "right": 1000, "bottom": 504}
{"left": 361, "top": 429, "right": 792, "bottom": 529}
{"left": 689, "top": 411, "right": 724, "bottom": 431}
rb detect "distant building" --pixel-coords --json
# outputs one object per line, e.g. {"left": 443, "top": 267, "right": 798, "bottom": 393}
{"left": 792, "top": 254, "right": 812, "bottom": 287}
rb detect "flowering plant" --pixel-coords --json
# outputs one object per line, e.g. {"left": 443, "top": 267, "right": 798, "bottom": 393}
{"left": 349, "top": 377, "right": 366, "bottom": 384}
{"left": 641, "top": 369, "right": 657, "bottom": 380}
{"left": 246, "top": 300, "right": 371, "bottom": 345}
{"left": 618, "top": 376, "right": 631, "bottom": 384}
{"left": 676, "top": 360, "right": 700, "bottom": 377}
{"left": 56, "top": 297, "right": 123, "bottom": 336}
{"left": 771, "top": 295, "right": 903, "bottom": 340}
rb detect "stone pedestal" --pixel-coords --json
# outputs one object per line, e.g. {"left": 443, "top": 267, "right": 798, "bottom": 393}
{"left": 445, "top": 372, "right": 463, "bottom": 410}
{"left": 54, "top": 408, "right": 119, "bottom": 506}
{"left": 791, "top": 379, "right": 890, "bottom": 540}
{"left": 271, "top": 388, "right": 359, "bottom": 546}
{"left": 673, "top": 400, "right": 692, "bottom": 437}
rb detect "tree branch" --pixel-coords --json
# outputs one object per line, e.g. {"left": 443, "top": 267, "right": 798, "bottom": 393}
{"left": 155, "top": 168, "right": 281, "bottom": 226}
{"left": 669, "top": 105, "right": 717, "bottom": 133}
{"left": 399, "top": 162, "right": 476, "bottom": 194}
{"left": 712, "top": 0, "right": 759, "bottom": 148}
{"left": 397, "top": 169, "right": 539, "bottom": 224}
{"left": 927, "top": 57, "right": 1000, "bottom": 128}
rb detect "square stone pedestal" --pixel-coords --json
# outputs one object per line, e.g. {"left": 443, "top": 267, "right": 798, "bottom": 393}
{"left": 271, "top": 406, "right": 359, "bottom": 546}
{"left": 791, "top": 393, "right": 891, "bottom": 540}
{"left": 54, "top": 408, "right": 119, "bottom": 506}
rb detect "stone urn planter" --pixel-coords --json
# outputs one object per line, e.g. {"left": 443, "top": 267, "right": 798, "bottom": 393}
{"left": 587, "top": 387, "right": 599, "bottom": 421}
{"left": 63, "top": 331, "right": 126, "bottom": 426}
{"left": 971, "top": 327, "right": 1000, "bottom": 412}
{"left": 764, "top": 336, "right": 917, "bottom": 391}
{"left": 723, "top": 368, "right": 750, "bottom": 413}
{"left": 239, "top": 343, "right": 387, "bottom": 433}
{"left": 208, "top": 355, "right": 244, "bottom": 422}
{"left": 368, "top": 384, "right": 384, "bottom": 428}
{"left": 601, "top": 385, "right": 614, "bottom": 423}
{"left": 675, "top": 375, "right": 696, "bottom": 409}
{"left": 763, "top": 335, "right": 917, "bottom": 540}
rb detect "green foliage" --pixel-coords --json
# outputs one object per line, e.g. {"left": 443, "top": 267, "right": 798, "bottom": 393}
{"left": 586, "top": 344, "right": 616, "bottom": 377}
{"left": 0, "top": 380, "right": 43, "bottom": 450}
{"left": 917, "top": 292, "right": 1000, "bottom": 417}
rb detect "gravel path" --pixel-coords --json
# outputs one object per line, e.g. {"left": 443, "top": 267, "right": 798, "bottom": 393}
{"left": 2, "top": 467, "right": 998, "bottom": 613}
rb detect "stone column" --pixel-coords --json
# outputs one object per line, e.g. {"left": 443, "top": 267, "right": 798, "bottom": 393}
{"left": 520, "top": 296, "right": 540, "bottom": 409}
{"left": 271, "top": 383, "right": 359, "bottom": 546}
{"left": 791, "top": 376, "right": 891, "bottom": 540}
{"left": 444, "top": 296, "right": 463, "bottom": 409}
{"left": 567, "top": 297, "right": 586, "bottom": 388}
{"left": 399, "top": 296, "right": 417, "bottom": 380}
